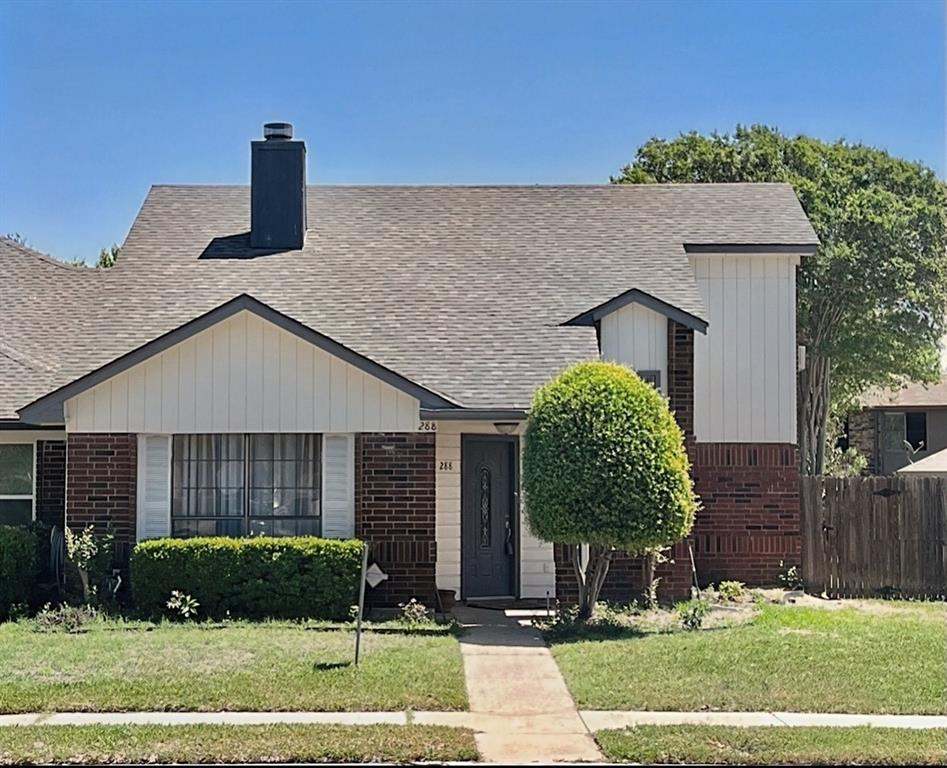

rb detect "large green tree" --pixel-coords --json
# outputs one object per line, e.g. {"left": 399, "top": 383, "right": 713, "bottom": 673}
{"left": 613, "top": 125, "right": 947, "bottom": 474}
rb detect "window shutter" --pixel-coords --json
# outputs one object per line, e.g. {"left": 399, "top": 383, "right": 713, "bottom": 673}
{"left": 322, "top": 434, "right": 355, "bottom": 539}
{"left": 136, "top": 435, "right": 171, "bottom": 541}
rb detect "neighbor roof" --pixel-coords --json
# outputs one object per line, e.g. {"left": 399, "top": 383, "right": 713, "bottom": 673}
{"left": 4, "top": 183, "right": 817, "bottom": 421}
{"left": 861, "top": 376, "right": 947, "bottom": 410}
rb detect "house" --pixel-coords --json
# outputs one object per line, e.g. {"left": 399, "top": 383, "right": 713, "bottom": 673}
{"left": 0, "top": 123, "right": 818, "bottom": 603}
{"left": 848, "top": 373, "right": 947, "bottom": 475}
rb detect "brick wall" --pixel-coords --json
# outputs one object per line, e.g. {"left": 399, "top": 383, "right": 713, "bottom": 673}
{"left": 847, "top": 410, "right": 878, "bottom": 474}
{"left": 355, "top": 433, "right": 437, "bottom": 607}
{"left": 66, "top": 434, "right": 137, "bottom": 563}
{"left": 35, "top": 440, "right": 66, "bottom": 529}
{"left": 691, "top": 443, "right": 800, "bottom": 585}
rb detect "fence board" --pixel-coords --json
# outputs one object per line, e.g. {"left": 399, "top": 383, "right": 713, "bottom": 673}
{"left": 800, "top": 475, "right": 947, "bottom": 600}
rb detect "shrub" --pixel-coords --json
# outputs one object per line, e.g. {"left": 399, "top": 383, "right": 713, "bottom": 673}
{"left": 65, "top": 525, "right": 114, "bottom": 605}
{"left": 717, "top": 580, "right": 746, "bottom": 602}
{"left": 523, "top": 361, "right": 697, "bottom": 618}
{"left": 778, "top": 561, "right": 804, "bottom": 591}
{"left": 398, "top": 598, "right": 432, "bottom": 626}
{"left": 130, "top": 536, "right": 363, "bottom": 620}
{"left": 0, "top": 526, "right": 38, "bottom": 620}
{"left": 33, "top": 602, "right": 97, "bottom": 634}
{"left": 677, "top": 598, "right": 710, "bottom": 631}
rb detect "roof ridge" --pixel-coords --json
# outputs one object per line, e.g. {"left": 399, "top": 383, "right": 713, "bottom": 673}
{"left": 149, "top": 181, "right": 796, "bottom": 191}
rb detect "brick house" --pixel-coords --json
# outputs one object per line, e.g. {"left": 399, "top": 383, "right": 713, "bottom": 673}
{"left": 0, "top": 123, "right": 818, "bottom": 604}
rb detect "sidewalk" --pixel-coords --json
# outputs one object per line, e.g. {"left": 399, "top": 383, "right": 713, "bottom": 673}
{"left": 449, "top": 605, "right": 604, "bottom": 763}
{"left": 2, "top": 709, "right": 943, "bottom": 730}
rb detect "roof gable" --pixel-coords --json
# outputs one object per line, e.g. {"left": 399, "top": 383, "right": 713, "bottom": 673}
{"left": 18, "top": 294, "right": 457, "bottom": 425}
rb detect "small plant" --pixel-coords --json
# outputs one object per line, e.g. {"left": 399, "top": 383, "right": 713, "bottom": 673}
{"left": 398, "top": 598, "right": 431, "bottom": 626}
{"left": 166, "top": 590, "right": 200, "bottom": 620}
{"left": 348, "top": 604, "right": 360, "bottom": 621}
{"left": 717, "top": 580, "right": 745, "bottom": 602}
{"left": 676, "top": 598, "right": 710, "bottom": 631}
{"left": 778, "top": 561, "right": 804, "bottom": 591}
{"left": 33, "top": 603, "right": 96, "bottom": 634}
{"left": 65, "top": 525, "right": 113, "bottom": 605}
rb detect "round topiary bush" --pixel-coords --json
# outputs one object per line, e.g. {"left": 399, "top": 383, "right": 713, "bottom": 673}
{"left": 523, "top": 361, "right": 697, "bottom": 614}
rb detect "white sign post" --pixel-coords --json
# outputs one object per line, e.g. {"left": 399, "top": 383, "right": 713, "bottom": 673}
{"left": 354, "top": 543, "right": 388, "bottom": 666}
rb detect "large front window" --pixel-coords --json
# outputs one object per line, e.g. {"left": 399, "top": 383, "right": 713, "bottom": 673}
{"left": 171, "top": 434, "right": 321, "bottom": 537}
{"left": 0, "top": 443, "right": 33, "bottom": 526}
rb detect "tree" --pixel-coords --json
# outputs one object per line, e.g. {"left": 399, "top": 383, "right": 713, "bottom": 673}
{"left": 523, "top": 362, "right": 697, "bottom": 618}
{"left": 97, "top": 243, "right": 120, "bottom": 268}
{"left": 613, "top": 125, "right": 947, "bottom": 475}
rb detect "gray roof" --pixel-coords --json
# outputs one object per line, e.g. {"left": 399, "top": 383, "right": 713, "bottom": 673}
{"left": 861, "top": 375, "right": 947, "bottom": 410}
{"left": 2, "top": 183, "right": 817, "bottom": 421}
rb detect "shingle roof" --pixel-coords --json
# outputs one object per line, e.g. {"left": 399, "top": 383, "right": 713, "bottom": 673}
{"left": 2, "top": 183, "right": 817, "bottom": 420}
{"left": 861, "top": 376, "right": 947, "bottom": 409}
{"left": 0, "top": 237, "right": 103, "bottom": 421}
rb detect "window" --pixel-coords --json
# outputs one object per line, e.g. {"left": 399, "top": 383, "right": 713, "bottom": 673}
{"left": 0, "top": 443, "right": 34, "bottom": 526}
{"left": 905, "top": 412, "right": 927, "bottom": 452}
{"left": 637, "top": 370, "right": 662, "bottom": 389}
{"left": 171, "top": 434, "right": 321, "bottom": 537}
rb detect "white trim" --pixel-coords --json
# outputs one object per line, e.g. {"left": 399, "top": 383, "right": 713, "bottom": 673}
{"left": 0, "top": 441, "right": 36, "bottom": 522}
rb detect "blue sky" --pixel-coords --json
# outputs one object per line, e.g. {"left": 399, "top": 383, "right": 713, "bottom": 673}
{"left": 1, "top": 0, "right": 943, "bottom": 263}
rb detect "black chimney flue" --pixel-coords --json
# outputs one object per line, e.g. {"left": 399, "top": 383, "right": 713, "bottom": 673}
{"left": 251, "top": 122, "right": 306, "bottom": 249}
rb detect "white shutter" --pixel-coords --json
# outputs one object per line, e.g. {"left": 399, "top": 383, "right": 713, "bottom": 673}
{"left": 321, "top": 434, "right": 355, "bottom": 538}
{"left": 136, "top": 435, "right": 171, "bottom": 541}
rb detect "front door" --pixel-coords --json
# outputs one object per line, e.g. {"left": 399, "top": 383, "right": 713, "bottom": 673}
{"left": 462, "top": 437, "right": 516, "bottom": 598}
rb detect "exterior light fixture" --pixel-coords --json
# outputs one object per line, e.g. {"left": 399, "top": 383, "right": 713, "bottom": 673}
{"left": 494, "top": 422, "right": 518, "bottom": 435}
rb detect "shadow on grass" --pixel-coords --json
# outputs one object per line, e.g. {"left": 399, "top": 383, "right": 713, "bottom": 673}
{"left": 543, "top": 622, "right": 746, "bottom": 646}
{"left": 313, "top": 661, "right": 352, "bottom": 671}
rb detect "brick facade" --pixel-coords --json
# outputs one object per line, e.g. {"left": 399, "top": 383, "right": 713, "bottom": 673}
{"left": 66, "top": 434, "right": 137, "bottom": 563}
{"left": 355, "top": 432, "right": 437, "bottom": 607}
{"left": 691, "top": 443, "right": 800, "bottom": 584}
{"left": 35, "top": 440, "right": 66, "bottom": 529}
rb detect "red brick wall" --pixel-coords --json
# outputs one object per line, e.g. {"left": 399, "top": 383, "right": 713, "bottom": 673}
{"left": 355, "top": 433, "right": 437, "bottom": 607}
{"left": 35, "top": 440, "right": 66, "bottom": 529}
{"left": 691, "top": 443, "right": 800, "bottom": 585}
{"left": 66, "top": 434, "right": 137, "bottom": 562}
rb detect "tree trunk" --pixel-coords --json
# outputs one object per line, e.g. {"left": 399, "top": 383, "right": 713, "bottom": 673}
{"left": 573, "top": 545, "right": 615, "bottom": 620}
{"left": 641, "top": 552, "right": 658, "bottom": 607}
{"left": 800, "top": 350, "right": 832, "bottom": 475}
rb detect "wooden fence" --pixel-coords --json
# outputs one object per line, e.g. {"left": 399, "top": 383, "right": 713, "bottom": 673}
{"left": 800, "top": 476, "right": 947, "bottom": 599}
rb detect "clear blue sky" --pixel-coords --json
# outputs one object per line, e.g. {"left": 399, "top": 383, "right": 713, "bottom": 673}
{"left": 1, "top": 0, "right": 943, "bottom": 263}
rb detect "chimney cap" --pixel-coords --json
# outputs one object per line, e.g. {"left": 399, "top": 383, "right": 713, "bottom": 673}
{"left": 263, "top": 122, "right": 294, "bottom": 141}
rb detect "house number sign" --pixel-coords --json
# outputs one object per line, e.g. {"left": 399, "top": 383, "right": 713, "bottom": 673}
{"left": 417, "top": 421, "right": 437, "bottom": 432}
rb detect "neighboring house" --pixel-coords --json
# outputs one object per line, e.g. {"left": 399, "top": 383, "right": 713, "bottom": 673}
{"left": 895, "top": 446, "right": 947, "bottom": 478}
{"left": 0, "top": 123, "right": 818, "bottom": 603}
{"left": 849, "top": 376, "right": 947, "bottom": 475}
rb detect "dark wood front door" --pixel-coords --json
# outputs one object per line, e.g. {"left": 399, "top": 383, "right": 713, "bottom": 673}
{"left": 462, "top": 437, "right": 516, "bottom": 598}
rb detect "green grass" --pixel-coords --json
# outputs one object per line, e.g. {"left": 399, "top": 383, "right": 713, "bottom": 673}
{"left": 549, "top": 602, "right": 946, "bottom": 714}
{"left": 0, "top": 620, "right": 467, "bottom": 713}
{"left": 0, "top": 724, "right": 479, "bottom": 764}
{"left": 596, "top": 726, "right": 947, "bottom": 765}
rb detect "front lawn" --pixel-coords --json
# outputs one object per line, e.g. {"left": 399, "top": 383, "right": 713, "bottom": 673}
{"left": 0, "top": 620, "right": 467, "bottom": 713}
{"left": 549, "top": 601, "right": 945, "bottom": 714}
{"left": 0, "top": 724, "right": 479, "bottom": 765}
{"left": 596, "top": 725, "right": 946, "bottom": 765}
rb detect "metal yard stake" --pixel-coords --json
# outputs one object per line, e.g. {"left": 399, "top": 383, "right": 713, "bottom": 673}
{"left": 354, "top": 542, "right": 369, "bottom": 666}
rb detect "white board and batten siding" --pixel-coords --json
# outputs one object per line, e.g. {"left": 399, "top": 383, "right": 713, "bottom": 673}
{"left": 65, "top": 310, "right": 419, "bottom": 434}
{"left": 135, "top": 432, "right": 355, "bottom": 543}
{"left": 692, "top": 253, "right": 799, "bottom": 444}
{"left": 599, "top": 303, "right": 668, "bottom": 392}
{"left": 434, "top": 421, "right": 556, "bottom": 600}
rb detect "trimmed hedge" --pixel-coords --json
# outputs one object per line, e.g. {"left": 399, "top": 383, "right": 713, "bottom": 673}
{"left": 0, "top": 526, "right": 38, "bottom": 620}
{"left": 130, "top": 536, "right": 363, "bottom": 620}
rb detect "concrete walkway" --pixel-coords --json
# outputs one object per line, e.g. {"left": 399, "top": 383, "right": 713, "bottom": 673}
{"left": 2, "top": 709, "right": 944, "bottom": 731}
{"left": 449, "top": 606, "right": 604, "bottom": 764}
